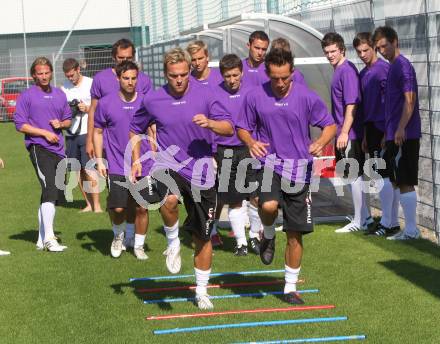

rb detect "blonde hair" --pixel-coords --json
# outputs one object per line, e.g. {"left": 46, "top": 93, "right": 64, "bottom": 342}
{"left": 163, "top": 48, "right": 191, "bottom": 73}
{"left": 30, "top": 56, "right": 53, "bottom": 80}
{"left": 270, "top": 38, "right": 291, "bottom": 52}
{"left": 186, "top": 40, "right": 208, "bottom": 56}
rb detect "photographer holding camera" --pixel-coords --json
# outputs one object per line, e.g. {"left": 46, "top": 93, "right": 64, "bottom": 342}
{"left": 61, "top": 58, "right": 102, "bottom": 213}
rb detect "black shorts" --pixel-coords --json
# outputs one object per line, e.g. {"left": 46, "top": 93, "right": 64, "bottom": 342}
{"left": 383, "top": 140, "right": 419, "bottom": 186}
{"left": 365, "top": 122, "right": 389, "bottom": 179}
{"left": 215, "top": 145, "right": 256, "bottom": 204}
{"left": 154, "top": 169, "right": 216, "bottom": 241}
{"left": 257, "top": 169, "right": 313, "bottom": 234}
{"left": 65, "top": 134, "right": 88, "bottom": 169}
{"left": 29, "top": 144, "right": 66, "bottom": 204}
{"left": 107, "top": 174, "right": 164, "bottom": 209}
{"left": 335, "top": 139, "right": 365, "bottom": 178}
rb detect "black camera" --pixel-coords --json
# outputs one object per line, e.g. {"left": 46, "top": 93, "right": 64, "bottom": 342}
{"left": 68, "top": 99, "right": 81, "bottom": 117}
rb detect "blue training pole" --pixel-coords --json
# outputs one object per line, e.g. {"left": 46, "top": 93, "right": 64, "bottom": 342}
{"left": 153, "top": 316, "right": 348, "bottom": 335}
{"left": 143, "top": 289, "right": 319, "bottom": 304}
{"left": 233, "top": 334, "right": 367, "bottom": 344}
{"left": 130, "top": 269, "right": 284, "bottom": 282}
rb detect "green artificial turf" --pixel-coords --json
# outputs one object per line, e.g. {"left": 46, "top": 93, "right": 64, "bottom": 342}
{"left": 0, "top": 122, "right": 439, "bottom": 343}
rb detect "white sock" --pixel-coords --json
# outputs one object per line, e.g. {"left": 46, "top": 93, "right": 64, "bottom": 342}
{"left": 37, "top": 208, "right": 44, "bottom": 244}
{"left": 164, "top": 221, "right": 180, "bottom": 248}
{"left": 228, "top": 206, "right": 247, "bottom": 247}
{"left": 361, "top": 192, "right": 371, "bottom": 224}
{"left": 40, "top": 202, "right": 56, "bottom": 241}
{"left": 125, "top": 223, "right": 135, "bottom": 240}
{"left": 399, "top": 191, "right": 418, "bottom": 235}
{"left": 195, "top": 267, "right": 211, "bottom": 295}
{"left": 112, "top": 222, "right": 125, "bottom": 236}
{"left": 263, "top": 222, "right": 276, "bottom": 239}
{"left": 350, "top": 176, "right": 364, "bottom": 227}
{"left": 378, "top": 178, "right": 394, "bottom": 227}
{"left": 134, "top": 233, "right": 146, "bottom": 248}
{"left": 210, "top": 220, "right": 218, "bottom": 237}
{"left": 248, "top": 204, "right": 262, "bottom": 239}
{"left": 391, "top": 188, "right": 400, "bottom": 227}
{"left": 284, "top": 265, "right": 301, "bottom": 293}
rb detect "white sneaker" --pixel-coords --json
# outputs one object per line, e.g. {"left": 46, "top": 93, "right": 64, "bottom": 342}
{"left": 110, "top": 232, "right": 125, "bottom": 258}
{"left": 36, "top": 240, "right": 44, "bottom": 250}
{"left": 44, "top": 238, "right": 67, "bottom": 252}
{"left": 335, "top": 221, "right": 361, "bottom": 233}
{"left": 387, "top": 230, "right": 420, "bottom": 241}
{"left": 134, "top": 246, "right": 148, "bottom": 260}
{"left": 163, "top": 245, "right": 181, "bottom": 274}
{"left": 0, "top": 249, "right": 11, "bottom": 256}
{"left": 195, "top": 294, "right": 214, "bottom": 310}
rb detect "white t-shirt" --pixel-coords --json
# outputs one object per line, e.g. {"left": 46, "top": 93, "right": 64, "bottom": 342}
{"left": 61, "top": 76, "right": 93, "bottom": 136}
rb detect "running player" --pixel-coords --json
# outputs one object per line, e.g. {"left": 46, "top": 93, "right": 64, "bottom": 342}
{"left": 241, "top": 31, "right": 270, "bottom": 87}
{"left": 237, "top": 48, "right": 336, "bottom": 304}
{"left": 187, "top": 40, "right": 223, "bottom": 87}
{"left": 130, "top": 48, "right": 233, "bottom": 309}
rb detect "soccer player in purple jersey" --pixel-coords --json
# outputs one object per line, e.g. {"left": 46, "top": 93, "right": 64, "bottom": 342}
{"left": 353, "top": 32, "right": 401, "bottom": 237}
{"left": 373, "top": 26, "right": 422, "bottom": 240}
{"left": 130, "top": 48, "right": 233, "bottom": 310}
{"left": 212, "top": 54, "right": 262, "bottom": 256}
{"left": 322, "top": 32, "right": 373, "bottom": 234}
{"left": 270, "top": 37, "right": 307, "bottom": 87}
{"left": 87, "top": 38, "right": 153, "bottom": 249}
{"left": 241, "top": 31, "right": 270, "bottom": 87}
{"left": 187, "top": 40, "right": 223, "bottom": 87}
{"left": 93, "top": 61, "right": 158, "bottom": 260}
{"left": 14, "top": 57, "right": 72, "bottom": 252}
{"left": 237, "top": 48, "right": 336, "bottom": 304}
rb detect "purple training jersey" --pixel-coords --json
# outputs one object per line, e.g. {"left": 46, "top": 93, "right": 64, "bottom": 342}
{"left": 90, "top": 68, "right": 152, "bottom": 99}
{"left": 293, "top": 68, "right": 307, "bottom": 87}
{"left": 384, "top": 54, "right": 421, "bottom": 141}
{"left": 359, "top": 58, "right": 389, "bottom": 132}
{"left": 130, "top": 82, "right": 232, "bottom": 187}
{"left": 241, "top": 58, "right": 269, "bottom": 87}
{"left": 330, "top": 59, "right": 362, "bottom": 140}
{"left": 14, "top": 85, "right": 72, "bottom": 157}
{"left": 94, "top": 92, "right": 154, "bottom": 176}
{"left": 190, "top": 67, "right": 223, "bottom": 88}
{"left": 236, "top": 82, "right": 334, "bottom": 184}
{"left": 214, "top": 82, "right": 252, "bottom": 147}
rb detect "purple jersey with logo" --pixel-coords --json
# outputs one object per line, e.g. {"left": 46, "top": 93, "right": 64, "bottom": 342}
{"left": 241, "top": 58, "right": 269, "bottom": 87}
{"left": 90, "top": 68, "right": 152, "bottom": 99}
{"left": 359, "top": 58, "right": 389, "bottom": 132}
{"left": 190, "top": 67, "right": 223, "bottom": 88}
{"left": 14, "top": 85, "right": 71, "bottom": 157}
{"left": 237, "top": 82, "right": 334, "bottom": 184}
{"left": 130, "top": 82, "right": 232, "bottom": 187}
{"left": 330, "top": 59, "right": 362, "bottom": 140}
{"left": 215, "top": 82, "right": 251, "bottom": 147}
{"left": 385, "top": 54, "right": 421, "bottom": 141}
{"left": 293, "top": 68, "right": 307, "bottom": 86}
{"left": 94, "top": 92, "right": 153, "bottom": 176}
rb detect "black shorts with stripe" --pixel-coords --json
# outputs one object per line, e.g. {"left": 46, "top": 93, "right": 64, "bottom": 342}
{"left": 383, "top": 140, "right": 419, "bottom": 186}
{"left": 29, "top": 144, "right": 66, "bottom": 204}
{"left": 256, "top": 169, "right": 313, "bottom": 234}
{"left": 335, "top": 139, "right": 365, "bottom": 178}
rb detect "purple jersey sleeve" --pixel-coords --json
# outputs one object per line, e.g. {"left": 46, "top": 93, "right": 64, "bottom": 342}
{"left": 93, "top": 102, "right": 106, "bottom": 129}
{"left": 342, "top": 67, "right": 361, "bottom": 105}
{"left": 130, "top": 99, "right": 151, "bottom": 135}
{"left": 60, "top": 92, "right": 72, "bottom": 121}
{"left": 308, "top": 91, "right": 334, "bottom": 128}
{"left": 207, "top": 95, "right": 233, "bottom": 125}
{"left": 14, "top": 92, "right": 30, "bottom": 131}
{"left": 236, "top": 93, "right": 257, "bottom": 131}
{"left": 402, "top": 60, "right": 417, "bottom": 93}
{"left": 90, "top": 77, "right": 102, "bottom": 100}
